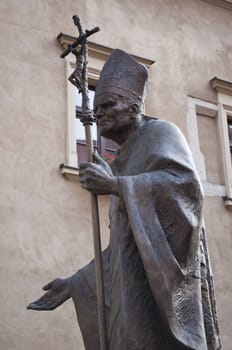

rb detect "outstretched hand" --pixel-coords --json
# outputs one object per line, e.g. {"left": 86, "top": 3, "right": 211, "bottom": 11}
{"left": 27, "top": 278, "right": 71, "bottom": 311}
{"left": 79, "top": 151, "right": 119, "bottom": 195}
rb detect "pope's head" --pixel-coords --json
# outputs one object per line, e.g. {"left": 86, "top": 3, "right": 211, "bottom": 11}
{"left": 94, "top": 49, "right": 148, "bottom": 143}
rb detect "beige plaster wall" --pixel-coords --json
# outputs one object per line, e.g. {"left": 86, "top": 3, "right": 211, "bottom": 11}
{"left": 0, "top": 0, "right": 231, "bottom": 349}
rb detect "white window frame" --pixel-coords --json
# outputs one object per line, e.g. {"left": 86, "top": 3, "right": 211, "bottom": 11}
{"left": 65, "top": 59, "right": 100, "bottom": 169}
{"left": 211, "top": 77, "right": 232, "bottom": 206}
{"left": 187, "top": 77, "right": 232, "bottom": 207}
{"left": 57, "top": 33, "right": 154, "bottom": 179}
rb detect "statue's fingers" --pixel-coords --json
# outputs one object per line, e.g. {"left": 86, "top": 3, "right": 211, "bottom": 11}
{"left": 27, "top": 302, "right": 45, "bottom": 310}
{"left": 27, "top": 290, "right": 52, "bottom": 308}
{"left": 26, "top": 296, "right": 43, "bottom": 308}
{"left": 43, "top": 280, "right": 55, "bottom": 291}
{"left": 93, "top": 151, "right": 113, "bottom": 174}
{"left": 36, "top": 298, "right": 59, "bottom": 310}
{"left": 27, "top": 302, "right": 35, "bottom": 310}
{"left": 79, "top": 166, "right": 95, "bottom": 179}
{"left": 79, "top": 168, "right": 87, "bottom": 177}
{"left": 93, "top": 151, "right": 105, "bottom": 165}
{"left": 79, "top": 174, "right": 87, "bottom": 185}
{"left": 79, "top": 162, "right": 93, "bottom": 170}
{"left": 27, "top": 297, "right": 56, "bottom": 311}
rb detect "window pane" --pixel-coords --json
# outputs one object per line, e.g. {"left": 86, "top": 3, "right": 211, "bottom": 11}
{"left": 100, "top": 137, "right": 118, "bottom": 164}
{"left": 75, "top": 86, "right": 118, "bottom": 166}
{"left": 75, "top": 87, "right": 97, "bottom": 141}
{"left": 76, "top": 117, "right": 97, "bottom": 141}
{"left": 228, "top": 119, "right": 232, "bottom": 158}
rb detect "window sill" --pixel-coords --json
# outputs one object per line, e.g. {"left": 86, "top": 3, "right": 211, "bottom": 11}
{"left": 60, "top": 163, "right": 79, "bottom": 181}
{"left": 223, "top": 196, "right": 232, "bottom": 208}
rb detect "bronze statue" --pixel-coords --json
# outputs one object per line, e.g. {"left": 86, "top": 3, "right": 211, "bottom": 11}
{"left": 28, "top": 49, "right": 221, "bottom": 350}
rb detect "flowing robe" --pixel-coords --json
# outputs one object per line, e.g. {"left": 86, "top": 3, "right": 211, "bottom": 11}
{"left": 69, "top": 119, "right": 221, "bottom": 350}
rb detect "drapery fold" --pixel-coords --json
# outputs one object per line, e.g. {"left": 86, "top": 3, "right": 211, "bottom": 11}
{"left": 70, "top": 119, "right": 221, "bottom": 350}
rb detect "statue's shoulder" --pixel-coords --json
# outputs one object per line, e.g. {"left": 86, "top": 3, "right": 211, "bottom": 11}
{"left": 143, "top": 118, "right": 181, "bottom": 137}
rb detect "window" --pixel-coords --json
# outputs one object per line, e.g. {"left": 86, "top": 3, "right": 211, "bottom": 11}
{"left": 57, "top": 33, "right": 154, "bottom": 179}
{"left": 187, "top": 78, "right": 232, "bottom": 207}
{"left": 228, "top": 118, "right": 232, "bottom": 156}
{"left": 187, "top": 96, "right": 223, "bottom": 195}
{"left": 75, "top": 86, "right": 117, "bottom": 166}
{"left": 210, "top": 77, "right": 232, "bottom": 206}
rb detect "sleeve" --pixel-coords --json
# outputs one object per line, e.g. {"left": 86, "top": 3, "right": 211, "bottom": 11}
{"left": 69, "top": 248, "right": 109, "bottom": 350}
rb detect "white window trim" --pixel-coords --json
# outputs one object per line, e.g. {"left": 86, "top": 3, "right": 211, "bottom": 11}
{"left": 57, "top": 33, "right": 154, "bottom": 180}
{"left": 187, "top": 96, "right": 226, "bottom": 196}
{"left": 218, "top": 102, "right": 232, "bottom": 198}
{"left": 64, "top": 59, "right": 101, "bottom": 169}
{"left": 187, "top": 77, "right": 232, "bottom": 207}
{"left": 211, "top": 77, "right": 232, "bottom": 206}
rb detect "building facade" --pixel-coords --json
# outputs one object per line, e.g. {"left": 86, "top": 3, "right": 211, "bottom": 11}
{"left": 0, "top": 0, "right": 231, "bottom": 349}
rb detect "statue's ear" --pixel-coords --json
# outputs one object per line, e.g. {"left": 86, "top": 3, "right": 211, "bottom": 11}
{"left": 129, "top": 103, "right": 139, "bottom": 116}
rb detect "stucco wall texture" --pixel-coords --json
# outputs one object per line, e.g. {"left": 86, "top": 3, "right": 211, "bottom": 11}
{"left": 0, "top": 0, "right": 231, "bottom": 349}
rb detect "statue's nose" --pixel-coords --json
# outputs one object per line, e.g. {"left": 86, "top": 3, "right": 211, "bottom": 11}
{"left": 95, "top": 107, "right": 104, "bottom": 119}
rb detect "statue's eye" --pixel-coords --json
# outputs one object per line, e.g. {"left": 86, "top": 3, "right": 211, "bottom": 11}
{"left": 103, "top": 100, "right": 116, "bottom": 108}
{"left": 94, "top": 100, "right": 116, "bottom": 114}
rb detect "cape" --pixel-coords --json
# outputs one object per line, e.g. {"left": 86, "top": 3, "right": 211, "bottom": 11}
{"left": 69, "top": 119, "right": 221, "bottom": 350}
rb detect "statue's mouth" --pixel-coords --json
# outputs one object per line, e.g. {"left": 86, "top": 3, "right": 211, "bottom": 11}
{"left": 97, "top": 117, "right": 111, "bottom": 126}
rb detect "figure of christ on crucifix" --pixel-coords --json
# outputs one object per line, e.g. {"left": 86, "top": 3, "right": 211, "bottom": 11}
{"left": 28, "top": 49, "right": 221, "bottom": 350}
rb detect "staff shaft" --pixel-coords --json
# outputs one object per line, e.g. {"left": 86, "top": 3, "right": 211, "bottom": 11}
{"left": 84, "top": 123, "right": 108, "bottom": 350}
{"left": 82, "top": 40, "right": 109, "bottom": 350}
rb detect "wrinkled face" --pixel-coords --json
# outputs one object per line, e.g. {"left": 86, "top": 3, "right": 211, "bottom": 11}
{"left": 94, "top": 93, "right": 132, "bottom": 139}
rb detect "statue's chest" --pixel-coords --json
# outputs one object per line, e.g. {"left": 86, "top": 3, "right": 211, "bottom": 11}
{"left": 112, "top": 143, "right": 149, "bottom": 176}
